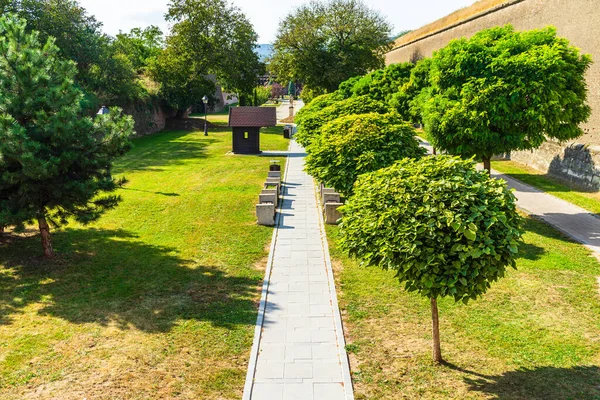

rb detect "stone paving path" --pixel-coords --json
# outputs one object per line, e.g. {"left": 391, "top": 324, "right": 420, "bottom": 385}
{"left": 419, "top": 138, "right": 600, "bottom": 255}
{"left": 243, "top": 139, "right": 353, "bottom": 400}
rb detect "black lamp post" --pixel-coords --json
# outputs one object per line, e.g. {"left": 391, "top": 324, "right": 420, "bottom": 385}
{"left": 202, "top": 95, "right": 209, "bottom": 136}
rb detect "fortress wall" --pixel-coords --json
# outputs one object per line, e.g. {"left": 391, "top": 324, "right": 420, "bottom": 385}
{"left": 387, "top": 0, "right": 600, "bottom": 188}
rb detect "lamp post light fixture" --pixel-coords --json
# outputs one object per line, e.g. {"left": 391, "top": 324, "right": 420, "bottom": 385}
{"left": 202, "top": 95, "right": 209, "bottom": 136}
{"left": 97, "top": 105, "right": 109, "bottom": 115}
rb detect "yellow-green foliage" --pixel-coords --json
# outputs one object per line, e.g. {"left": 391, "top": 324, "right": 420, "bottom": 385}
{"left": 304, "top": 113, "right": 425, "bottom": 196}
{"left": 340, "top": 156, "right": 523, "bottom": 303}
{"left": 295, "top": 95, "right": 388, "bottom": 147}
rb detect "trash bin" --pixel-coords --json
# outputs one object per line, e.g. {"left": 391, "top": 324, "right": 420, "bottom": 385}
{"left": 269, "top": 160, "right": 281, "bottom": 171}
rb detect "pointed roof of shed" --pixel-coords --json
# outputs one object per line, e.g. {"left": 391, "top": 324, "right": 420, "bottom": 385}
{"left": 228, "top": 106, "right": 277, "bottom": 127}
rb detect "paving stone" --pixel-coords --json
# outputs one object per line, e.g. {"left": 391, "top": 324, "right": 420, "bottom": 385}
{"left": 247, "top": 140, "right": 351, "bottom": 400}
{"left": 252, "top": 383, "right": 284, "bottom": 398}
{"left": 283, "top": 382, "right": 314, "bottom": 400}
{"left": 284, "top": 362, "right": 313, "bottom": 379}
{"left": 314, "top": 383, "right": 345, "bottom": 399}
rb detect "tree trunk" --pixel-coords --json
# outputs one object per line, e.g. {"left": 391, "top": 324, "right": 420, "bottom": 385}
{"left": 482, "top": 156, "right": 491, "bottom": 175}
{"left": 0, "top": 225, "right": 4, "bottom": 237}
{"left": 431, "top": 298, "right": 442, "bottom": 364}
{"left": 38, "top": 215, "right": 55, "bottom": 258}
{"left": 433, "top": 147, "right": 437, "bottom": 155}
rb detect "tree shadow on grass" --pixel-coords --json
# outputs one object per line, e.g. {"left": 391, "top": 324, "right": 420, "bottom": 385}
{"left": 459, "top": 364, "right": 600, "bottom": 400}
{"left": 0, "top": 228, "right": 263, "bottom": 332}
{"left": 115, "top": 130, "right": 219, "bottom": 172}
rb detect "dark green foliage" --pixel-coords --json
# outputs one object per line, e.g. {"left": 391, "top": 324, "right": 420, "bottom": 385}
{"left": 339, "top": 156, "right": 523, "bottom": 303}
{"left": 148, "top": 44, "right": 216, "bottom": 112}
{"left": 271, "top": 0, "right": 392, "bottom": 94}
{"left": 337, "top": 76, "right": 362, "bottom": 99}
{"left": 114, "top": 26, "right": 164, "bottom": 74}
{"left": 390, "top": 58, "right": 432, "bottom": 124}
{"left": 423, "top": 25, "right": 592, "bottom": 167}
{"left": 305, "top": 113, "right": 425, "bottom": 196}
{"left": 0, "top": 15, "right": 133, "bottom": 253}
{"left": 295, "top": 95, "right": 388, "bottom": 147}
{"left": 3, "top": 0, "right": 146, "bottom": 106}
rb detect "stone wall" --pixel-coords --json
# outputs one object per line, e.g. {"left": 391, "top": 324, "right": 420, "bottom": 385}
{"left": 386, "top": 0, "right": 600, "bottom": 187}
{"left": 509, "top": 142, "right": 600, "bottom": 190}
{"left": 122, "top": 99, "right": 176, "bottom": 137}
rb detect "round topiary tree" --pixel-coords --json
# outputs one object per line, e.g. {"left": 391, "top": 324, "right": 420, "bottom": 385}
{"left": 295, "top": 95, "right": 388, "bottom": 147}
{"left": 422, "top": 25, "right": 592, "bottom": 173}
{"left": 305, "top": 113, "right": 425, "bottom": 196}
{"left": 294, "top": 91, "right": 342, "bottom": 139}
{"left": 339, "top": 156, "right": 523, "bottom": 363}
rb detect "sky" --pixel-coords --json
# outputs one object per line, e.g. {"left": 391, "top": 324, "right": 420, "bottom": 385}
{"left": 80, "top": 0, "right": 478, "bottom": 43}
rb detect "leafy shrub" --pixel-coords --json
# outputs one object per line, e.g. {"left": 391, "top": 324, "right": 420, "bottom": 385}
{"left": 295, "top": 91, "right": 343, "bottom": 128}
{"left": 295, "top": 95, "right": 388, "bottom": 147}
{"left": 390, "top": 57, "right": 432, "bottom": 124}
{"left": 339, "top": 156, "right": 523, "bottom": 362}
{"left": 351, "top": 62, "right": 414, "bottom": 102}
{"left": 253, "top": 85, "right": 271, "bottom": 106}
{"left": 305, "top": 113, "right": 425, "bottom": 196}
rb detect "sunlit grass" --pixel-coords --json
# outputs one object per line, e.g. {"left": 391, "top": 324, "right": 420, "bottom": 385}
{"left": 328, "top": 214, "right": 600, "bottom": 399}
{"left": 0, "top": 127, "right": 288, "bottom": 399}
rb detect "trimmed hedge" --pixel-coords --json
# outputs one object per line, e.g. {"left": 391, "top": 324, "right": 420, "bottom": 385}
{"left": 304, "top": 113, "right": 425, "bottom": 196}
{"left": 339, "top": 155, "right": 523, "bottom": 303}
{"left": 295, "top": 95, "right": 388, "bottom": 147}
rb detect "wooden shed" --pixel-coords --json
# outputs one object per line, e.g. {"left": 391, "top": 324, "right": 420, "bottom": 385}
{"left": 228, "top": 107, "right": 277, "bottom": 154}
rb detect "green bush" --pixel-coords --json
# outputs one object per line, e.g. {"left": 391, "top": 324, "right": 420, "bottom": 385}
{"left": 253, "top": 85, "right": 271, "bottom": 106}
{"left": 305, "top": 113, "right": 425, "bottom": 196}
{"left": 390, "top": 57, "right": 431, "bottom": 124}
{"left": 351, "top": 62, "right": 414, "bottom": 103}
{"left": 295, "top": 91, "right": 342, "bottom": 128}
{"left": 422, "top": 25, "right": 592, "bottom": 172}
{"left": 295, "top": 95, "right": 388, "bottom": 147}
{"left": 338, "top": 155, "right": 523, "bottom": 362}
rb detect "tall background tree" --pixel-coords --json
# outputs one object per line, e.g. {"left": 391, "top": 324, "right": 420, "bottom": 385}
{"left": 158, "top": 0, "right": 262, "bottom": 110}
{"left": 271, "top": 0, "right": 393, "bottom": 102}
{"left": 1, "top": 0, "right": 160, "bottom": 108}
{"left": 422, "top": 25, "right": 592, "bottom": 172}
{"left": 0, "top": 15, "right": 134, "bottom": 257}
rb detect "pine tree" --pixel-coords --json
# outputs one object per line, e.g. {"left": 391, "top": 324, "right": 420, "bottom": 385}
{"left": 0, "top": 15, "right": 134, "bottom": 257}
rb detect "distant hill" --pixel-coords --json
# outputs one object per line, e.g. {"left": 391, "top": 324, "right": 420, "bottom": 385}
{"left": 256, "top": 44, "right": 274, "bottom": 62}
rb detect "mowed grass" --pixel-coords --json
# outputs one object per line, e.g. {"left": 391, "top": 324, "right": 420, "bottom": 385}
{"left": 327, "top": 215, "right": 600, "bottom": 399}
{"left": 0, "top": 127, "right": 288, "bottom": 399}
{"left": 492, "top": 160, "right": 600, "bottom": 215}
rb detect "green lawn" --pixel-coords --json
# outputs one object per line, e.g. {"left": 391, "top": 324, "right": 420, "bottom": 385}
{"left": 328, "top": 215, "right": 600, "bottom": 399}
{"left": 0, "top": 127, "right": 288, "bottom": 398}
{"left": 492, "top": 160, "right": 600, "bottom": 215}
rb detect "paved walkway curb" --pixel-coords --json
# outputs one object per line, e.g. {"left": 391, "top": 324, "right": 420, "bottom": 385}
{"left": 242, "top": 140, "right": 353, "bottom": 400}
{"left": 242, "top": 141, "right": 293, "bottom": 399}
{"left": 418, "top": 137, "right": 600, "bottom": 256}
